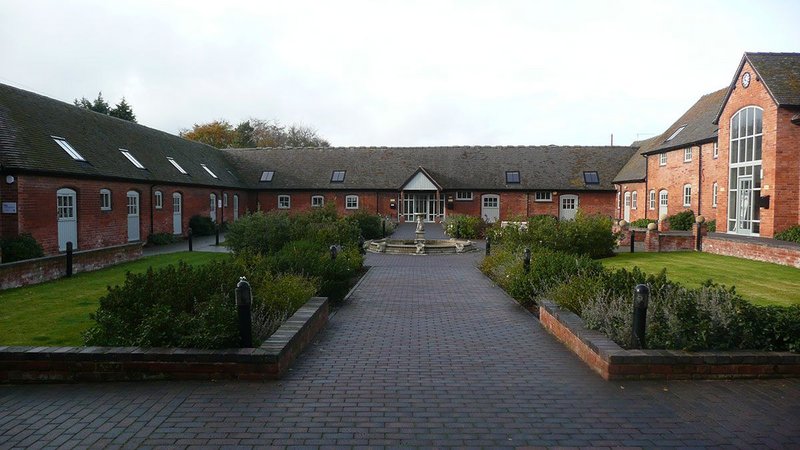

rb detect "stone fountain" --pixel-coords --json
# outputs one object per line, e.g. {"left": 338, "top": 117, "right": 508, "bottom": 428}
{"left": 368, "top": 213, "right": 476, "bottom": 255}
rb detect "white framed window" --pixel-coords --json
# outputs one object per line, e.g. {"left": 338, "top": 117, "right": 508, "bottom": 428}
{"left": 659, "top": 153, "right": 667, "bottom": 166}
{"left": 728, "top": 106, "right": 763, "bottom": 235}
{"left": 631, "top": 191, "right": 638, "bottom": 209}
{"left": 505, "top": 171, "right": 520, "bottom": 184}
{"left": 345, "top": 195, "right": 359, "bottom": 209}
{"left": 311, "top": 195, "right": 324, "bottom": 207}
{"left": 154, "top": 190, "right": 163, "bottom": 209}
{"left": 260, "top": 171, "right": 274, "bottom": 182}
{"left": 167, "top": 157, "right": 188, "bottom": 174}
{"left": 52, "top": 137, "right": 86, "bottom": 161}
{"left": 713, "top": 142, "right": 719, "bottom": 159}
{"left": 534, "top": 191, "right": 552, "bottom": 202}
{"left": 120, "top": 149, "right": 145, "bottom": 169}
{"left": 684, "top": 147, "right": 693, "bottom": 162}
{"left": 616, "top": 192, "right": 621, "bottom": 209}
{"left": 278, "top": 195, "right": 290, "bottom": 209}
{"left": 201, "top": 164, "right": 218, "bottom": 179}
{"left": 456, "top": 191, "right": 473, "bottom": 201}
{"left": 683, "top": 184, "right": 692, "bottom": 207}
{"left": 331, "top": 170, "right": 346, "bottom": 182}
{"left": 100, "top": 189, "right": 112, "bottom": 211}
{"left": 583, "top": 171, "right": 599, "bottom": 184}
{"left": 665, "top": 125, "right": 686, "bottom": 142}
{"left": 223, "top": 193, "right": 228, "bottom": 207}
{"left": 712, "top": 182, "right": 718, "bottom": 208}
{"left": 649, "top": 190, "right": 656, "bottom": 210}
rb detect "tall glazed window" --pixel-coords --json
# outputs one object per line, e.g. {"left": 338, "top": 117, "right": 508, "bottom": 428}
{"left": 728, "top": 106, "right": 762, "bottom": 235}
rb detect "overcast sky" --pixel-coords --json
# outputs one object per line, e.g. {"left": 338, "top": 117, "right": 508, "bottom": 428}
{"left": 1, "top": 0, "right": 798, "bottom": 147}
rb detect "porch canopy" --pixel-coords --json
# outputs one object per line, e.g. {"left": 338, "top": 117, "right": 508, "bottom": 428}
{"left": 399, "top": 167, "right": 444, "bottom": 222}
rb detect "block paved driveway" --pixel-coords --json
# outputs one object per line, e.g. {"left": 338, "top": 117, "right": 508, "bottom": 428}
{"left": 2, "top": 249, "right": 800, "bottom": 448}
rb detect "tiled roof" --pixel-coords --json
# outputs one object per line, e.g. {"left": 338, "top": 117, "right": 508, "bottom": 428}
{"left": 0, "top": 83, "right": 245, "bottom": 188}
{"left": 644, "top": 87, "right": 727, "bottom": 155}
{"left": 222, "top": 145, "right": 637, "bottom": 192}
{"left": 612, "top": 134, "right": 664, "bottom": 183}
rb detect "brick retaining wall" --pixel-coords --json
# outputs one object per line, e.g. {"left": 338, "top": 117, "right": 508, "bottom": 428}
{"left": 0, "top": 297, "right": 328, "bottom": 383}
{"left": 538, "top": 300, "right": 800, "bottom": 380}
{"left": 0, "top": 243, "right": 143, "bottom": 290}
{"left": 703, "top": 233, "right": 800, "bottom": 268}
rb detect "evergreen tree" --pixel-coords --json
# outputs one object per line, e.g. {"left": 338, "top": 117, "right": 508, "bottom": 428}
{"left": 109, "top": 97, "right": 137, "bottom": 122}
{"left": 74, "top": 92, "right": 136, "bottom": 123}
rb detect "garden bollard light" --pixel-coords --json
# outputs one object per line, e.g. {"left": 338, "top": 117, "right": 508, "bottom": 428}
{"left": 485, "top": 236, "right": 491, "bottom": 256}
{"left": 330, "top": 244, "right": 338, "bottom": 260}
{"left": 66, "top": 241, "right": 73, "bottom": 278}
{"left": 235, "top": 276, "right": 253, "bottom": 348}
{"left": 188, "top": 227, "right": 193, "bottom": 252}
{"left": 358, "top": 235, "right": 366, "bottom": 255}
{"left": 632, "top": 284, "right": 649, "bottom": 349}
{"left": 215, "top": 223, "right": 220, "bottom": 246}
{"left": 382, "top": 219, "right": 386, "bottom": 238}
{"left": 523, "top": 247, "right": 531, "bottom": 274}
{"left": 630, "top": 230, "right": 635, "bottom": 253}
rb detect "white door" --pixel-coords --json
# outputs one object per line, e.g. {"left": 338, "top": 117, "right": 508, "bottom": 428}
{"left": 172, "top": 192, "right": 182, "bottom": 235}
{"left": 127, "top": 191, "right": 140, "bottom": 242}
{"left": 209, "top": 193, "right": 217, "bottom": 222}
{"left": 559, "top": 194, "right": 578, "bottom": 220}
{"left": 623, "top": 192, "right": 631, "bottom": 222}
{"left": 233, "top": 194, "right": 239, "bottom": 221}
{"left": 658, "top": 190, "right": 669, "bottom": 218}
{"left": 482, "top": 194, "right": 500, "bottom": 223}
{"left": 736, "top": 177, "right": 754, "bottom": 235}
{"left": 57, "top": 188, "right": 77, "bottom": 251}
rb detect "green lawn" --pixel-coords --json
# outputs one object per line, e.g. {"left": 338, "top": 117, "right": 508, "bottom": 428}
{"left": 0, "top": 252, "right": 229, "bottom": 346}
{"left": 601, "top": 252, "right": 800, "bottom": 307}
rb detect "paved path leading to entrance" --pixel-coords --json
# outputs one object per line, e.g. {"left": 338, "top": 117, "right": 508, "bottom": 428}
{"left": 1, "top": 250, "right": 799, "bottom": 447}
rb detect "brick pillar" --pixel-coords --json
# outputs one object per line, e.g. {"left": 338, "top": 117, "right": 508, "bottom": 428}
{"left": 658, "top": 215, "right": 670, "bottom": 232}
{"left": 645, "top": 224, "right": 660, "bottom": 252}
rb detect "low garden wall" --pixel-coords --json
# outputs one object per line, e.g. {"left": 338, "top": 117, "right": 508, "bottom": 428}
{"left": 538, "top": 299, "right": 800, "bottom": 380}
{"left": 0, "top": 243, "right": 142, "bottom": 290}
{"left": 0, "top": 297, "right": 328, "bottom": 383}
{"left": 703, "top": 233, "right": 800, "bottom": 268}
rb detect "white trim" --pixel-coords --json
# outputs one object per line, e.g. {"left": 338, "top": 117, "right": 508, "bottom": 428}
{"left": 345, "top": 195, "right": 359, "bottom": 209}
{"left": 683, "top": 147, "right": 692, "bottom": 162}
{"left": 659, "top": 153, "right": 667, "bottom": 166}
{"left": 534, "top": 191, "right": 552, "bottom": 202}
{"left": 311, "top": 195, "right": 324, "bottom": 207}
{"left": 100, "top": 188, "right": 111, "bottom": 211}
{"left": 260, "top": 171, "right": 274, "bottom": 182}
{"left": 455, "top": 191, "right": 473, "bottom": 201}
{"left": 52, "top": 137, "right": 86, "bottom": 161}
{"left": 648, "top": 190, "right": 656, "bottom": 210}
{"left": 331, "top": 170, "right": 346, "bottom": 182}
{"left": 665, "top": 125, "right": 686, "bottom": 141}
{"left": 154, "top": 190, "right": 163, "bottom": 209}
{"left": 712, "top": 182, "right": 718, "bottom": 208}
{"left": 278, "top": 195, "right": 291, "bottom": 209}
{"left": 713, "top": 142, "right": 719, "bottom": 159}
{"left": 167, "top": 157, "right": 188, "bottom": 174}
{"left": 683, "top": 184, "right": 692, "bottom": 207}
{"left": 201, "top": 164, "right": 218, "bottom": 179}
{"left": 631, "top": 191, "right": 638, "bottom": 210}
{"left": 120, "top": 149, "right": 145, "bottom": 169}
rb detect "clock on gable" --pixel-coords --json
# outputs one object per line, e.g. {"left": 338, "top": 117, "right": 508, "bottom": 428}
{"left": 742, "top": 72, "right": 751, "bottom": 88}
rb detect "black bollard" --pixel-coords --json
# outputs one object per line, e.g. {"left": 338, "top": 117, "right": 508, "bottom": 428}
{"left": 358, "top": 235, "right": 366, "bottom": 255}
{"left": 485, "top": 236, "right": 491, "bottom": 256}
{"left": 235, "top": 277, "right": 253, "bottom": 348}
{"left": 188, "top": 227, "right": 193, "bottom": 252}
{"left": 523, "top": 247, "right": 531, "bottom": 274}
{"left": 65, "top": 241, "right": 73, "bottom": 278}
{"left": 696, "top": 224, "right": 703, "bottom": 251}
{"left": 630, "top": 230, "right": 635, "bottom": 253}
{"left": 382, "top": 219, "right": 387, "bottom": 238}
{"left": 456, "top": 223, "right": 461, "bottom": 239}
{"left": 330, "top": 244, "right": 338, "bottom": 260}
{"left": 632, "top": 284, "right": 650, "bottom": 349}
{"left": 215, "top": 223, "right": 220, "bottom": 246}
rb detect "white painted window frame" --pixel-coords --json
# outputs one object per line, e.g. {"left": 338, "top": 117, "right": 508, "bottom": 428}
{"left": 278, "top": 195, "right": 291, "bottom": 209}
{"left": 684, "top": 147, "right": 692, "bottom": 162}
{"left": 534, "top": 191, "right": 552, "bottom": 202}
{"left": 154, "top": 190, "right": 163, "bottom": 209}
{"left": 345, "top": 195, "right": 359, "bottom": 210}
{"left": 311, "top": 195, "right": 324, "bottom": 207}
{"left": 683, "top": 184, "right": 692, "bottom": 207}
{"left": 456, "top": 191, "right": 473, "bottom": 201}
{"left": 659, "top": 153, "right": 667, "bottom": 166}
{"left": 100, "top": 188, "right": 112, "bottom": 211}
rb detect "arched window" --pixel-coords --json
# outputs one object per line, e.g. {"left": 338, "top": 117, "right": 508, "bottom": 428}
{"left": 728, "top": 106, "right": 763, "bottom": 235}
{"left": 648, "top": 190, "right": 656, "bottom": 210}
{"left": 631, "top": 191, "right": 638, "bottom": 210}
{"left": 683, "top": 184, "right": 692, "bottom": 207}
{"left": 100, "top": 188, "right": 112, "bottom": 211}
{"left": 154, "top": 190, "right": 163, "bottom": 209}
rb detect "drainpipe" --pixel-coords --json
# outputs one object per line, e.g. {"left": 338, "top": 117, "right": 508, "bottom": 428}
{"left": 697, "top": 144, "right": 703, "bottom": 216}
{"left": 644, "top": 155, "right": 649, "bottom": 220}
{"left": 149, "top": 184, "right": 155, "bottom": 237}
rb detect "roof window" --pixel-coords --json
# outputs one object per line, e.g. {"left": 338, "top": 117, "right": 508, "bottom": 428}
{"left": 260, "top": 171, "right": 275, "bottom": 182}
{"left": 583, "top": 171, "right": 600, "bottom": 184}
{"left": 167, "top": 157, "right": 188, "bottom": 174}
{"left": 505, "top": 171, "right": 520, "bottom": 184}
{"left": 201, "top": 164, "right": 218, "bottom": 179}
{"left": 665, "top": 125, "right": 686, "bottom": 142}
{"left": 331, "top": 170, "right": 346, "bottom": 182}
{"left": 120, "top": 149, "right": 145, "bottom": 169}
{"left": 52, "top": 137, "right": 86, "bottom": 161}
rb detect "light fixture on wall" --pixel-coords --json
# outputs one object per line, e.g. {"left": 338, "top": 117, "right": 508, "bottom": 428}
{"left": 5, "top": 175, "right": 14, "bottom": 184}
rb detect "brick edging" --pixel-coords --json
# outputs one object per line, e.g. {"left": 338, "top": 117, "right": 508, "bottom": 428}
{"left": 538, "top": 299, "right": 800, "bottom": 380}
{"left": 0, "top": 297, "right": 329, "bottom": 383}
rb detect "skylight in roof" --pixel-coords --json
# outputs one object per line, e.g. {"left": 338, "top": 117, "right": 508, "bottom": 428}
{"left": 52, "top": 137, "right": 86, "bottom": 161}
{"left": 201, "top": 164, "right": 218, "bottom": 179}
{"left": 583, "top": 171, "right": 600, "bottom": 184}
{"left": 505, "top": 171, "right": 520, "bottom": 184}
{"left": 665, "top": 125, "right": 687, "bottom": 142}
{"left": 331, "top": 170, "right": 346, "bottom": 182}
{"left": 120, "top": 149, "right": 145, "bottom": 169}
{"left": 260, "top": 171, "right": 275, "bottom": 182}
{"left": 167, "top": 157, "right": 188, "bottom": 174}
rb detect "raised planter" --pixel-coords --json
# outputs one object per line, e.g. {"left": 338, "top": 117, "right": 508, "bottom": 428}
{"left": 0, "top": 297, "right": 329, "bottom": 383}
{"left": 538, "top": 299, "right": 800, "bottom": 380}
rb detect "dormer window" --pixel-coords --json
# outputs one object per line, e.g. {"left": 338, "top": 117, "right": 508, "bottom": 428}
{"left": 120, "top": 149, "right": 145, "bottom": 169}
{"left": 167, "top": 157, "right": 188, "bottom": 174}
{"left": 505, "top": 171, "right": 520, "bottom": 184}
{"left": 260, "top": 171, "right": 275, "bottom": 182}
{"left": 331, "top": 170, "right": 346, "bottom": 182}
{"left": 201, "top": 164, "right": 218, "bottom": 179}
{"left": 52, "top": 137, "right": 86, "bottom": 161}
{"left": 583, "top": 171, "right": 600, "bottom": 184}
{"left": 665, "top": 125, "right": 686, "bottom": 142}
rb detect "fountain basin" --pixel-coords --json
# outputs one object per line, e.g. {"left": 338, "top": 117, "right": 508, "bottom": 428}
{"left": 368, "top": 238, "right": 476, "bottom": 255}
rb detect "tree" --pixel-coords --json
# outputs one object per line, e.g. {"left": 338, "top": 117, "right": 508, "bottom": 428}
{"left": 109, "top": 97, "right": 137, "bottom": 122}
{"left": 180, "top": 120, "right": 237, "bottom": 148}
{"left": 285, "top": 124, "right": 330, "bottom": 147}
{"left": 233, "top": 120, "right": 255, "bottom": 148}
{"left": 74, "top": 91, "right": 109, "bottom": 114}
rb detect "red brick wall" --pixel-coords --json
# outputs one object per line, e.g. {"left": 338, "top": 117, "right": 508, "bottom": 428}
{"left": 646, "top": 145, "right": 701, "bottom": 219}
{"left": 615, "top": 182, "right": 647, "bottom": 222}
{"left": 775, "top": 106, "right": 800, "bottom": 234}
{"left": 703, "top": 235, "right": 800, "bottom": 268}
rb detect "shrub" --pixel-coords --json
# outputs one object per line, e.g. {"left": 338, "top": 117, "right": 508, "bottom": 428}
{"left": 706, "top": 219, "right": 716, "bottom": 233}
{"left": 630, "top": 218, "right": 656, "bottom": 228}
{"left": 668, "top": 210, "right": 695, "bottom": 231}
{"left": 147, "top": 233, "right": 179, "bottom": 246}
{"left": 188, "top": 215, "right": 216, "bottom": 236}
{"left": 268, "top": 239, "right": 363, "bottom": 301}
{"left": 444, "top": 214, "right": 486, "bottom": 239}
{"left": 348, "top": 211, "right": 389, "bottom": 239}
{"left": 775, "top": 225, "right": 800, "bottom": 244}
{"left": 0, "top": 233, "right": 44, "bottom": 263}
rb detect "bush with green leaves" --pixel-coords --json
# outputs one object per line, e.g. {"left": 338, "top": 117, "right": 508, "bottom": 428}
{"left": 667, "top": 210, "right": 695, "bottom": 231}
{"left": 775, "top": 225, "right": 800, "bottom": 244}
{"left": 147, "top": 233, "right": 180, "bottom": 246}
{"left": 349, "top": 211, "right": 388, "bottom": 239}
{"left": 0, "top": 233, "right": 44, "bottom": 263}
{"left": 444, "top": 214, "right": 486, "bottom": 239}
{"left": 188, "top": 215, "right": 216, "bottom": 236}
{"left": 84, "top": 254, "right": 316, "bottom": 348}
{"left": 706, "top": 219, "right": 716, "bottom": 233}
{"left": 630, "top": 218, "right": 656, "bottom": 228}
